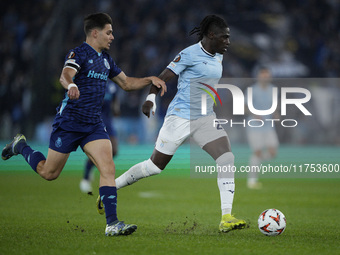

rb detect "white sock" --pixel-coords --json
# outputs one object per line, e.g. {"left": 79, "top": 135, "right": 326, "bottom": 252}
{"left": 116, "top": 159, "right": 161, "bottom": 190}
{"left": 216, "top": 152, "right": 235, "bottom": 216}
{"left": 248, "top": 154, "right": 261, "bottom": 184}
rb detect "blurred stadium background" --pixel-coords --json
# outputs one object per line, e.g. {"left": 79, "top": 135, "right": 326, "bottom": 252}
{"left": 0, "top": 0, "right": 339, "bottom": 145}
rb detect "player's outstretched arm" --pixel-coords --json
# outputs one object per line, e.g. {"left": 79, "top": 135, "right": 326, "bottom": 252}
{"left": 112, "top": 71, "right": 167, "bottom": 95}
{"left": 142, "top": 68, "right": 176, "bottom": 118}
{"left": 59, "top": 67, "right": 80, "bottom": 100}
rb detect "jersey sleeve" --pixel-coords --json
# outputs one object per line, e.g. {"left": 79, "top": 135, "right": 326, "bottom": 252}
{"left": 167, "top": 49, "right": 192, "bottom": 75}
{"left": 63, "top": 48, "right": 86, "bottom": 74}
{"left": 107, "top": 55, "right": 122, "bottom": 79}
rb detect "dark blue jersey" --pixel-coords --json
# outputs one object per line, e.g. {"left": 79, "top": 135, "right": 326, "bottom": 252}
{"left": 55, "top": 42, "right": 121, "bottom": 125}
{"left": 102, "top": 80, "right": 117, "bottom": 119}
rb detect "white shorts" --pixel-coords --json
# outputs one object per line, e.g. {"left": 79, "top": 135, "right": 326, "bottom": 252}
{"left": 247, "top": 128, "right": 279, "bottom": 151}
{"left": 155, "top": 114, "right": 228, "bottom": 155}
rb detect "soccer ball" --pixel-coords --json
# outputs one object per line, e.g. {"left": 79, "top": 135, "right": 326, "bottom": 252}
{"left": 258, "top": 209, "right": 286, "bottom": 236}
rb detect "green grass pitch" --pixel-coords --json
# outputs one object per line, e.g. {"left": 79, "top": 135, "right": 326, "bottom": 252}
{"left": 0, "top": 143, "right": 339, "bottom": 255}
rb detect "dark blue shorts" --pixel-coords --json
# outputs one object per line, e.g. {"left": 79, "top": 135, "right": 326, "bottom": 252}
{"left": 49, "top": 121, "right": 109, "bottom": 153}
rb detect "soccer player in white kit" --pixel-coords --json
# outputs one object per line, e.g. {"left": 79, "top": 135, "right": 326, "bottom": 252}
{"left": 98, "top": 15, "right": 247, "bottom": 232}
{"left": 246, "top": 67, "right": 279, "bottom": 189}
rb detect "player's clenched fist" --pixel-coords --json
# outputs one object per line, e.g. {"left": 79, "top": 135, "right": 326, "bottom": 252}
{"left": 67, "top": 83, "right": 80, "bottom": 100}
{"left": 142, "top": 100, "right": 154, "bottom": 118}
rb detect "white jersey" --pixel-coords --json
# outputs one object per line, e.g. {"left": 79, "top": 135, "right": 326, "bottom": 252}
{"left": 166, "top": 42, "right": 223, "bottom": 120}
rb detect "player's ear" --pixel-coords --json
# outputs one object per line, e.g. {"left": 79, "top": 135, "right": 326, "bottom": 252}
{"left": 92, "top": 29, "right": 98, "bottom": 38}
{"left": 207, "top": 31, "right": 215, "bottom": 39}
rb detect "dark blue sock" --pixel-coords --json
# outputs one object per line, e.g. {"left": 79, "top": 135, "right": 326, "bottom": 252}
{"left": 84, "top": 159, "right": 94, "bottom": 180}
{"left": 19, "top": 144, "right": 46, "bottom": 173}
{"left": 16, "top": 141, "right": 28, "bottom": 154}
{"left": 99, "top": 186, "right": 118, "bottom": 225}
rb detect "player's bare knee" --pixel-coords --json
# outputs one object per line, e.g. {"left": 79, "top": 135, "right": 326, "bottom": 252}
{"left": 42, "top": 172, "right": 59, "bottom": 181}
{"left": 99, "top": 166, "right": 115, "bottom": 179}
{"left": 152, "top": 160, "right": 167, "bottom": 170}
{"left": 46, "top": 174, "right": 59, "bottom": 181}
{"left": 39, "top": 168, "right": 60, "bottom": 181}
{"left": 150, "top": 153, "right": 171, "bottom": 170}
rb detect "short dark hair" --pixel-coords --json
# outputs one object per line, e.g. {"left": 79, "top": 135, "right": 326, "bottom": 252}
{"left": 84, "top": 13, "right": 112, "bottom": 35}
{"left": 190, "top": 15, "right": 228, "bottom": 41}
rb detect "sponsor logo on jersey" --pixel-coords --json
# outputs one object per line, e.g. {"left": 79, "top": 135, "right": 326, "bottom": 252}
{"left": 87, "top": 70, "right": 108, "bottom": 80}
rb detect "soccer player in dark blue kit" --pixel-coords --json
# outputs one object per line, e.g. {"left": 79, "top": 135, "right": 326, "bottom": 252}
{"left": 2, "top": 13, "right": 166, "bottom": 236}
{"left": 80, "top": 80, "right": 120, "bottom": 194}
